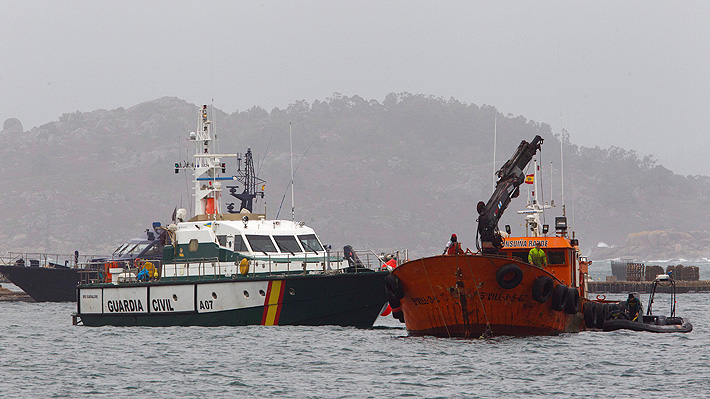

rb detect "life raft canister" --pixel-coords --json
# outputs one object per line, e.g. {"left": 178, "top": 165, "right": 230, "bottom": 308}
{"left": 205, "top": 198, "right": 216, "bottom": 214}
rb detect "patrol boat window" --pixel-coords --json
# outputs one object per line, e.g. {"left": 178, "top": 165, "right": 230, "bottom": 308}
{"left": 298, "top": 234, "right": 323, "bottom": 253}
{"left": 245, "top": 235, "right": 278, "bottom": 253}
{"left": 141, "top": 243, "right": 162, "bottom": 258}
{"left": 274, "top": 235, "right": 302, "bottom": 254}
{"left": 122, "top": 243, "right": 149, "bottom": 257}
{"left": 234, "top": 235, "right": 248, "bottom": 252}
{"left": 112, "top": 244, "right": 129, "bottom": 256}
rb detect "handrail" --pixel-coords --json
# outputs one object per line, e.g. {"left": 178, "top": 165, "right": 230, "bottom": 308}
{"left": 77, "top": 248, "right": 408, "bottom": 285}
{"left": 0, "top": 251, "right": 105, "bottom": 268}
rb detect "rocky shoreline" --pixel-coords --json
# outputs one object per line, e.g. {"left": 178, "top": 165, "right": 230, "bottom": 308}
{"left": 589, "top": 229, "right": 710, "bottom": 260}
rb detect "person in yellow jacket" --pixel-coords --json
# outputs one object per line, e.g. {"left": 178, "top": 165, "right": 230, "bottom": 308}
{"left": 528, "top": 242, "right": 547, "bottom": 268}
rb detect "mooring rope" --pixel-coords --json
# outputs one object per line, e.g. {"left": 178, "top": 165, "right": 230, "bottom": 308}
{"left": 465, "top": 254, "right": 494, "bottom": 338}
{"left": 420, "top": 257, "right": 452, "bottom": 338}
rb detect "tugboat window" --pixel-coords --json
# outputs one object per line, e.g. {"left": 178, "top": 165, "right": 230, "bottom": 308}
{"left": 548, "top": 250, "right": 566, "bottom": 265}
{"left": 243, "top": 290, "right": 250, "bottom": 298}
{"left": 189, "top": 239, "right": 199, "bottom": 252}
{"left": 297, "top": 234, "right": 323, "bottom": 252}
{"left": 245, "top": 235, "right": 278, "bottom": 253}
{"left": 274, "top": 235, "right": 302, "bottom": 254}
{"left": 512, "top": 251, "right": 528, "bottom": 262}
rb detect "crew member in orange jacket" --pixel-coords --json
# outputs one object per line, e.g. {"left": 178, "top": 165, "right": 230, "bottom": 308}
{"left": 443, "top": 234, "right": 463, "bottom": 255}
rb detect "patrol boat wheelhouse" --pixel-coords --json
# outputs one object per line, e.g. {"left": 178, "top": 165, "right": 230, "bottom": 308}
{"left": 74, "top": 105, "right": 392, "bottom": 327}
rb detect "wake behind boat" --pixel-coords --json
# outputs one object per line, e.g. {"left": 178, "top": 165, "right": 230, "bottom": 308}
{"left": 74, "top": 105, "right": 400, "bottom": 327}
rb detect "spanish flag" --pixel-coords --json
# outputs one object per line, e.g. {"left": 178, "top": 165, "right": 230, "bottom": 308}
{"left": 525, "top": 174, "right": 534, "bottom": 184}
{"left": 261, "top": 184, "right": 266, "bottom": 191}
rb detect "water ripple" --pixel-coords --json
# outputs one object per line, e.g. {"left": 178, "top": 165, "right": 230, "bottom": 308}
{"left": 0, "top": 295, "right": 708, "bottom": 398}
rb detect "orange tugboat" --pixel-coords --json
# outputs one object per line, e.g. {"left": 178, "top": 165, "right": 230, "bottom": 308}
{"left": 386, "top": 136, "right": 591, "bottom": 337}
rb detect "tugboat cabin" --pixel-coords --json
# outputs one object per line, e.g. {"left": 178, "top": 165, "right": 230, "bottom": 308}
{"left": 501, "top": 237, "right": 582, "bottom": 288}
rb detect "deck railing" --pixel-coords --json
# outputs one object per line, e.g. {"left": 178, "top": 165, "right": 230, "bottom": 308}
{"left": 78, "top": 248, "right": 408, "bottom": 284}
{"left": 0, "top": 251, "right": 104, "bottom": 269}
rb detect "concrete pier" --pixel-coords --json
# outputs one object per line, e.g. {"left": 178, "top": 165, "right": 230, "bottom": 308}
{"left": 589, "top": 280, "right": 710, "bottom": 294}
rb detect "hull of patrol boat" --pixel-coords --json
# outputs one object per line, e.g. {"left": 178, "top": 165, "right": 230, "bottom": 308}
{"left": 0, "top": 264, "right": 79, "bottom": 302}
{"left": 390, "top": 254, "right": 584, "bottom": 337}
{"left": 76, "top": 271, "right": 388, "bottom": 327}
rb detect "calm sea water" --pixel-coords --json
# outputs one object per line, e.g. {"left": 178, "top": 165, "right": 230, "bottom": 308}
{"left": 1, "top": 272, "right": 709, "bottom": 398}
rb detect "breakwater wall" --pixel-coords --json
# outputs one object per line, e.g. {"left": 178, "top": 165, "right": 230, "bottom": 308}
{"left": 589, "top": 280, "right": 710, "bottom": 294}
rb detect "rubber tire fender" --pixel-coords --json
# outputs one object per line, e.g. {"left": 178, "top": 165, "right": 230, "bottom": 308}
{"left": 496, "top": 263, "right": 524, "bottom": 290}
{"left": 531, "top": 276, "right": 554, "bottom": 303}
{"left": 564, "top": 287, "right": 580, "bottom": 314}
{"left": 384, "top": 274, "right": 405, "bottom": 299}
{"left": 550, "top": 284, "right": 569, "bottom": 311}
{"left": 593, "top": 302, "right": 605, "bottom": 327}
{"left": 583, "top": 301, "right": 596, "bottom": 328}
{"left": 601, "top": 303, "right": 613, "bottom": 322}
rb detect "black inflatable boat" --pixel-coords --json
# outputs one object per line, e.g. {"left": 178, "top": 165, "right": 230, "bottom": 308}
{"left": 602, "top": 315, "right": 693, "bottom": 333}
{"left": 602, "top": 274, "right": 692, "bottom": 333}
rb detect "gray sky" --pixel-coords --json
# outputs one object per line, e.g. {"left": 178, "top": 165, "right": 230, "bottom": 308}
{"left": 2, "top": 1, "right": 709, "bottom": 175}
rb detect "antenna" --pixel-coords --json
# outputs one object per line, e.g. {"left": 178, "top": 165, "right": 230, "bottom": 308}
{"left": 290, "top": 122, "right": 295, "bottom": 223}
{"left": 492, "top": 113, "right": 497, "bottom": 191}
{"left": 561, "top": 131, "right": 565, "bottom": 217}
{"left": 550, "top": 161, "right": 553, "bottom": 205}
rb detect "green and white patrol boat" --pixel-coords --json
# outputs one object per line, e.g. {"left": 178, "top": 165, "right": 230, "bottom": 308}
{"left": 74, "top": 105, "right": 399, "bottom": 327}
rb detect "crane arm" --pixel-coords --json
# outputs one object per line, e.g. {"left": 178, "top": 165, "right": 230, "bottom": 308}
{"left": 477, "top": 135, "right": 543, "bottom": 252}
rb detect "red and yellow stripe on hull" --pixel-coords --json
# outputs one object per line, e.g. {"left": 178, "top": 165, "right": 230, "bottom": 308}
{"left": 261, "top": 280, "right": 286, "bottom": 325}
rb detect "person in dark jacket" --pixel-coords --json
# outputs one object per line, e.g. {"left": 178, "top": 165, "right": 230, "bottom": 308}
{"left": 626, "top": 293, "right": 641, "bottom": 321}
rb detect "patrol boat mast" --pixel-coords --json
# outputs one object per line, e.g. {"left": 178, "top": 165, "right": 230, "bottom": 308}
{"left": 176, "top": 104, "right": 240, "bottom": 221}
